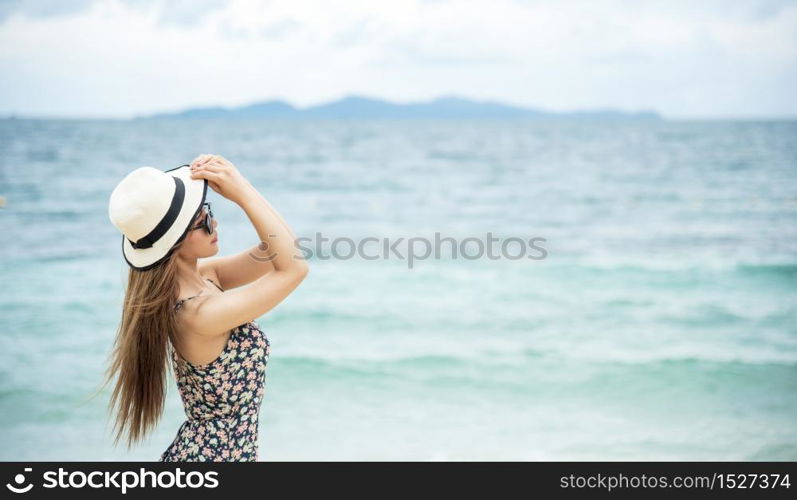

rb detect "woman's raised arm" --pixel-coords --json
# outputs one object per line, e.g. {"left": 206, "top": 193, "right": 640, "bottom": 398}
{"left": 181, "top": 155, "right": 309, "bottom": 337}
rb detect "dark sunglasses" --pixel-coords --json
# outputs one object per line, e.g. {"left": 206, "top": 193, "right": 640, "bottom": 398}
{"left": 190, "top": 202, "right": 214, "bottom": 235}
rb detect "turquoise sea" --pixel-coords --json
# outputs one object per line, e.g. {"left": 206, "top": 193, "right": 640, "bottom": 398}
{"left": 1, "top": 118, "right": 796, "bottom": 460}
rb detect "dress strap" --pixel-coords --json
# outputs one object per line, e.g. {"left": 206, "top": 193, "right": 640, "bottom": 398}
{"left": 175, "top": 278, "right": 223, "bottom": 311}
{"left": 174, "top": 295, "right": 201, "bottom": 312}
{"left": 206, "top": 277, "right": 224, "bottom": 292}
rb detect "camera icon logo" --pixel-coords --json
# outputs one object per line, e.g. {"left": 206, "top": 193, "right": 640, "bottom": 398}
{"left": 6, "top": 468, "right": 34, "bottom": 494}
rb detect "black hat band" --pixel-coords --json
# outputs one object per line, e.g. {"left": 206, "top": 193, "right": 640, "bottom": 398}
{"left": 128, "top": 176, "right": 186, "bottom": 250}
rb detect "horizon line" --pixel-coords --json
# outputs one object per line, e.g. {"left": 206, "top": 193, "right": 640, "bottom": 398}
{"left": 5, "top": 113, "right": 797, "bottom": 122}
{"left": 2, "top": 93, "right": 796, "bottom": 122}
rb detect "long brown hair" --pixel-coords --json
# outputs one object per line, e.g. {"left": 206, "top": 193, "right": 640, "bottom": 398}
{"left": 102, "top": 237, "right": 186, "bottom": 449}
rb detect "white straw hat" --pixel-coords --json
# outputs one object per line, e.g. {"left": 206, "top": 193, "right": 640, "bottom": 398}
{"left": 108, "top": 164, "right": 207, "bottom": 271}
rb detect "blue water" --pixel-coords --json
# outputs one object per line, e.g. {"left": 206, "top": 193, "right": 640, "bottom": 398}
{"left": 1, "top": 118, "right": 796, "bottom": 460}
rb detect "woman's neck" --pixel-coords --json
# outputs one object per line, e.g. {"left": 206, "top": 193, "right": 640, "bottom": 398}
{"left": 175, "top": 256, "right": 207, "bottom": 293}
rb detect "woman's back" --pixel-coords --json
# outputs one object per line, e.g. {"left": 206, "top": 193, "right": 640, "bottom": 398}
{"left": 161, "top": 278, "right": 272, "bottom": 461}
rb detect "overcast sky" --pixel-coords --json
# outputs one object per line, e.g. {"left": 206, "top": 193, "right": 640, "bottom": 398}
{"left": 1, "top": 0, "right": 795, "bottom": 119}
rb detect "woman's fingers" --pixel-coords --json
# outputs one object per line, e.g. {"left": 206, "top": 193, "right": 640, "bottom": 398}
{"left": 188, "top": 154, "right": 234, "bottom": 183}
{"left": 193, "top": 161, "right": 224, "bottom": 173}
{"left": 190, "top": 153, "right": 217, "bottom": 167}
{"left": 188, "top": 153, "right": 234, "bottom": 169}
{"left": 191, "top": 168, "right": 222, "bottom": 181}
{"left": 214, "top": 155, "right": 233, "bottom": 168}
{"left": 190, "top": 154, "right": 208, "bottom": 166}
{"left": 191, "top": 165, "right": 218, "bottom": 175}
{"left": 202, "top": 159, "right": 231, "bottom": 172}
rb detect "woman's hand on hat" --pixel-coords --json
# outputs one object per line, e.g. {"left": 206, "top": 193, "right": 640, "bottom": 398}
{"left": 190, "top": 154, "right": 217, "bottom": 168}
{"left": 189, "top": 154, "right": 253, "bottom": 205}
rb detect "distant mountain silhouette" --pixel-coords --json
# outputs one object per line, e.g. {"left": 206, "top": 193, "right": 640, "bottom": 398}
{"left": 140, "top": 95, "right": 661, "bottom": 120}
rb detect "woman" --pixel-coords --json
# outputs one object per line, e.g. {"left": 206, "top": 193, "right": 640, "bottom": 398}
{"left": 104, "top": 154, "right": 309, "bottom": 461}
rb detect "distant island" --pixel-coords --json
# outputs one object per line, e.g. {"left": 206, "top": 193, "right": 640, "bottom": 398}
{"left": 137, "top": 95, "right": 661, "bottom": 120}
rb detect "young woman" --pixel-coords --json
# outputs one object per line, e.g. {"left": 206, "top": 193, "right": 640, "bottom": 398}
{"left": 104, "top": 154, "right": 309, "bottom": 461}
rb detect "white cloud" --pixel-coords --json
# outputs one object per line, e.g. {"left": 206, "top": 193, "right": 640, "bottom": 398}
{"left": 0, "top": 0, "right": 795, "bottom": 118}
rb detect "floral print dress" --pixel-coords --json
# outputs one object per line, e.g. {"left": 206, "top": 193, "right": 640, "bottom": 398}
{"left": 160, "top": 278, "right": 271, "bottom": 462}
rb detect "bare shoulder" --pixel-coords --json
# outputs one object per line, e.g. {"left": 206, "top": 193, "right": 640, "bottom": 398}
{"left": 175, "top": 263, "right": 225, "bottom": 338}
{"left": 174, "top": 293, "right": 220, "bottom": 338}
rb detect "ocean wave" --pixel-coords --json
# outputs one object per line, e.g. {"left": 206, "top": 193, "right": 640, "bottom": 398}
{"left": 655, "top": 304, "right": 748, "bottom": 326}
{"left": 527, "top": 350, "right": 797, "bottom": 367}
{"left": 548, "top": 259, "right": 797, "bottom": 276}
{"left": 735, "top": 262, "right": 797, "bottom": 278}
{"left": 272, "top": 350, "right": 797, "bottom": 379}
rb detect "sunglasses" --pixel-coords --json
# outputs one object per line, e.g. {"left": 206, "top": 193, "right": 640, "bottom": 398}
{"left": 190, "top": 202, "right": 214, "bottom": 235}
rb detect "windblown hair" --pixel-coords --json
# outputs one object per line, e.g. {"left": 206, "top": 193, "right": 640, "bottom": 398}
{"left": 102, "top": 237, "right": 186, "bottom": 449}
